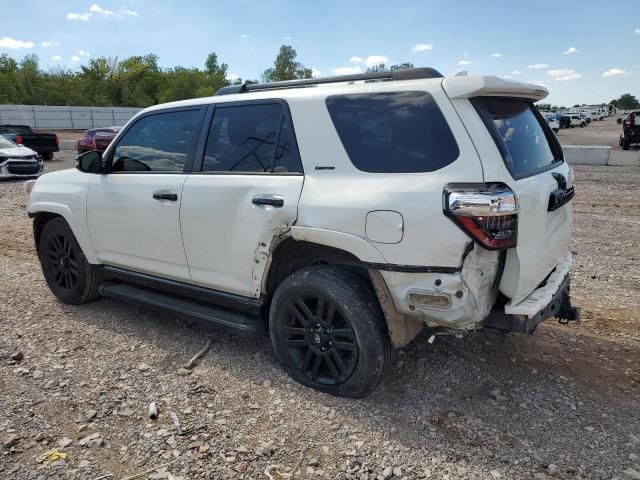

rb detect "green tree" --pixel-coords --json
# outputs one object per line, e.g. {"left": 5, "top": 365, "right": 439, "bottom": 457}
{"left": 611, "top": 94, "right": 640, "bottom": 110}
{"left": 262, "top": 45, "right": 312, "bottom": 82}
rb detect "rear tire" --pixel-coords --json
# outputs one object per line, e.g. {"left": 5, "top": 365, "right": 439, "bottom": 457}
{"left": 38, "top": 218, "right": 100, "bottom": 304}
{"left": 622, "top": 137, "right": 631, "bottom": 150}
{"left": 269, "top": 266, "right": 391, "bottom": 398}
{"left": 42, "top": 152, "right": 53, "bottom": 161}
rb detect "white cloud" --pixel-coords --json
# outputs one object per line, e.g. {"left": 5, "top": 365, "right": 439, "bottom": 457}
{"left": 67, "top": 12, "right": 91, "bottom": 21}
{"left": 635, "top": 28, "right": 640, "bottom": 34}
{"left": 70, "top": 55, "right": 81, "bottom": 62}
{"left": 78, "top": 50, "right": 90, "bottom": 57}
{"left": 0, "top": 37, "right": 35, "bottom": 49}
{"left": 40, "top": 41, "right": 59, "bottom": 48}
{"left": 120, "top": 6, "right": 139, "bottom": 17}
{"left": 365, "top": 55, "right": 388, "bottom": 67}
{"left": 511, "top": 70, "right": 521, "bottom": 75}
{"left": 527, "top": 63, "right": 549, "bottom": 70}
{"left": 562, "top": 47, "right": 579, "bottom": 55}
{"left": 311, "top": 68, "right": 321, "bottom": 78}
{"left": 547, "top": 68, "right": 574, "bottom": 77}
{"left": 241, "top": 34, "right": 248, "bottom": 39}
{"left": 283, "top": 36, "right": 292, "bottom": 41}
{"left": 51, "top": 55, "right": 62, "bottom": 61}
{"left": 67, "top": 4, "right": 139, "bottom": 21}
{"left": 349, "top": 56, "right": 364, "bottom": 63}
{"left": 491, "top": 53, "right": 503, "bottom": 58}
{"left": 333, "top": 66, "right": 362, "bottom": 75}
{"left": 556, "top": 73, "right": 582, "bottom": 81}
{"left": 547, "top": 69, "right": 582, "bottom": 81}
{"left": 226, "top": 73, "right": 239, "bottom": 82}
{"left": 412, "top": 43, "right": 433, "bottom": 52}
{"left": 90, "top": 3, "right": 115, "bottom": 16}
{"left": 503, "top": 75, "right": 513, "bottom": 79}
{"left": 602, "top": 68, "right": 631, "bottom": 77}
{"left": 457, "top": 59, "right": 472, "bottom": 66}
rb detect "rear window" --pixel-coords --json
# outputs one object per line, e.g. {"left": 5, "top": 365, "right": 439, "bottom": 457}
{"left": 326, "top": 92, "right": 459, "bottom": 173}
{"left": 472, "top": 97, "right": 563, "bottom": 179}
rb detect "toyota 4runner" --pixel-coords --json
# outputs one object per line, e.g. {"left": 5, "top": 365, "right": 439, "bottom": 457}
{"left": 26, "top": 68, "right": 579, "bottom": 397}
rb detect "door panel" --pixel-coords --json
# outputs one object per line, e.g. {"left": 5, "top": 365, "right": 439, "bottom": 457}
{"left": 180, "top": 175, "right": 303, "bottom": 297}
{"left": 87, "top": 174, "right": 190, "bottom": 280}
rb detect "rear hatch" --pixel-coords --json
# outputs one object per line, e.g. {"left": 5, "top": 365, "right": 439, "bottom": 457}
{"left": 443, "top": 76, "right": 574, "bottom": 304}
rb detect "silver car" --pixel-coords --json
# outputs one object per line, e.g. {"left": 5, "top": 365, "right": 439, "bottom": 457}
{"left": 0, "top": 135, "right": 43, "bottom": 179}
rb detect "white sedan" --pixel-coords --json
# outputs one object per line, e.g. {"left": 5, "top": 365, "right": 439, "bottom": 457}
{"left": 0, "top": 135, "right": 43, "bottom": 178}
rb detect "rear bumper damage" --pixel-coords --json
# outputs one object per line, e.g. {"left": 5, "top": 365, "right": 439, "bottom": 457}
{"left": 370, "top": 248, "right": 579, "bottom": 346}
{"left": 482, "top": 272, "right": 580, "bottom": 334}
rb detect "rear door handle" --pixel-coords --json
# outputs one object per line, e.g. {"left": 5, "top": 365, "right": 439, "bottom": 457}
{"left": 153, "top": 190, "right": 178, "bottom": 201}
{"left": 252, "top": 195, "right": 284, "bottom": 208}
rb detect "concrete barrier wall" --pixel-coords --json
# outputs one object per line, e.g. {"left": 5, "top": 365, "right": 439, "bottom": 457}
{"left": 0, "top": 105, "right": 142, "bottom": 129}
{"left": 562, "top": 145, "right": 611, "bottom": 166}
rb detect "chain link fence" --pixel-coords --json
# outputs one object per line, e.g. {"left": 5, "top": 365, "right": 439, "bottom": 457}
{"left": 0, "top": 105, "right": 143, "bottom": 130}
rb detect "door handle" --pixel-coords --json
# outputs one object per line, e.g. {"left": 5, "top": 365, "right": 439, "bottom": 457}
{"left": 153, "top": 190, "right": 178, "bottom": 201}
{"left": 252, "top": 195, "right": 284, "bottom": 208}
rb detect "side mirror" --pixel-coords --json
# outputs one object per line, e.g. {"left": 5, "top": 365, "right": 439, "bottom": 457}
{"left": 76, "top": 150, "right": 105, "bottom": 173}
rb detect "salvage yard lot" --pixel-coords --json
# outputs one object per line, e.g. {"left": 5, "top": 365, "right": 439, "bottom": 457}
{"left": 0, "top": 147, "right": 639, "bottom": 479}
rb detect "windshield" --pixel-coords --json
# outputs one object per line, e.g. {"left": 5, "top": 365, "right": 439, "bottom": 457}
{"left": 472, "top": 97, "right": 563, "bottom": 179}
{"left": 0, "top": 136, "right": 17, "bottom": 149}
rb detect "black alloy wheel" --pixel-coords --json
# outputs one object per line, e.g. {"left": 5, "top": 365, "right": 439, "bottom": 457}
{"left": 38, "top": 217, "right": 100, "bottom": 304}
{"left": 269, "top": 266, "right": 391, "bottom": 398}
{"left": 43, "top": 231, "right": 80, "bottom": 292}
{"left": 281, "top": 294, "right": 358, "bottom": 385}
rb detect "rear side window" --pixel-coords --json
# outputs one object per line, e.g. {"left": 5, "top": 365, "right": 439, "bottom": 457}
{"left": 326, "top": 92, "right": 459, "bottom": 173}
{"left": 111, "top": 109, "right": 201, "bottom": 172}
{"left": 203, "top": 103, "right": 302, "bottom": 173}
{"left": 472, "top": 97, "right": 563, "bottom": 179}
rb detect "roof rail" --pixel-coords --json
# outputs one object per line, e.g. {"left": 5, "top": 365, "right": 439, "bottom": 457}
{"left": 215, "top": 67, "right": 444, "bottom": 96}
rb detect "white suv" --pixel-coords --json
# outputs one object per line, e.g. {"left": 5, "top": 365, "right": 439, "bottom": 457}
{"left": 27, "top": 68, "right": 579, "bottom": 397}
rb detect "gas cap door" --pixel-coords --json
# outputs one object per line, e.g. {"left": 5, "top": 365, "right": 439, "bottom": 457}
{"left": 365, "top": 210, "right": 404, "bottom": 244}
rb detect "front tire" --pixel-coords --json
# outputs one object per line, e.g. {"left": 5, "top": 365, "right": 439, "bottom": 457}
{"left": 269, "top": 266, "right": 391, "bottom": 398}
{"left": 42, "top": 152, "right": 53, "bottom": 161}
{"left": 38, "top": 218, "right": 100, "bottom": 304}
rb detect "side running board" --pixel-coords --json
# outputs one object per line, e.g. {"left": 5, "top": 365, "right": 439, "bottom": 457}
{"left": 99, "top": 283, "right": 265, "bottom": 336}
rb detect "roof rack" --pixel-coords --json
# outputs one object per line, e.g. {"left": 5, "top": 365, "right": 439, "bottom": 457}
{"left": 215, "top": 67, "right": 443, "bottom": 96}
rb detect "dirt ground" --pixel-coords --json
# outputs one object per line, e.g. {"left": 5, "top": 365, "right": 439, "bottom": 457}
{"left": 0, "top": 152, "right": 638, "bottom": 480}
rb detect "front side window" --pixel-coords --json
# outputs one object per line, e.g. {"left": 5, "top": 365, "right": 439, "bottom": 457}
{"left": 203, "top": 103, "right": 302, "bottom": 173}
{"left": 111, "top": 109, "right": 201, "bottom": 172}
{"left": 325, "top": 91, "right": 460, "bottom": 173}
{"left": 472, "top": 97, "right": 563, "bottom": 179}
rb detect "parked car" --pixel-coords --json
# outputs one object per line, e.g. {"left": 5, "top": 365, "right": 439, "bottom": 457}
{"left": 0, "top": 124, "right": 59, "bottom": 160}
{"left": 559, "top": 115, "right": 572, "bottom": 129}
{"left": 564, "top": 114, "right": 586, "bottom": 128}
{"left": 620, "top": 111, "right": 640, "bottom": 150}
{"left": 26, "top": 69, "right": 579, "bottom": 397}
{"left": 0, "top": 135, "right": 43, "bottom": 178}
{"left": 77, "top": 126, "right": 122, "bottom": 154}
{"left": 545, "top": 115, "right": 560, "bottom": 134}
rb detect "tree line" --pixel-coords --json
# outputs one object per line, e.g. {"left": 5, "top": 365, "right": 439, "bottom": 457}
{"left": 0, "top": 45, "right": 414, "bottom": 108}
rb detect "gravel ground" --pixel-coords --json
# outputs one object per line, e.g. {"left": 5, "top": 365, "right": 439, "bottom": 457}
{"left": 1, "top": 152, "right": 639, "bottom": 480}
{"left": 556, "top": 116, "right": 628, "bottom": 151}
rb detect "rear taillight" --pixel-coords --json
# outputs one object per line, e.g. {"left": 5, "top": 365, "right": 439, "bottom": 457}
{"left": 443, "top": 183, "right": 519, "bottom": 250}
{"left": 55, "top": 135, "right": 59, "bottom": 145}
{"left": 15, "top": 135, "right": 23, "bottom": 144}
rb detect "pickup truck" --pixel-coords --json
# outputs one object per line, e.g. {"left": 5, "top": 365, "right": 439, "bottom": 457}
{"left": 0, "top": 124, "right": 59, "bottom": 160}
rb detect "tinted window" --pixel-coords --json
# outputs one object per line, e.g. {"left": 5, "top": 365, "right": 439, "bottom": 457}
{"left": 111, "top": 109, "right": 201, "bottom": 172}
{"left": 472, "top": 97, "right": 563, "bottom": 179}
{"left": 325, "top": 92, "right": 459, "bottom": 173}
{"left": 203, "top": 103, "right": 302, "bottom": 173}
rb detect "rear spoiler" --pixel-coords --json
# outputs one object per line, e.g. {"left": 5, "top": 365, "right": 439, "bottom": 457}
{"left": 442, "top": 75, "right": 548, "bottom": 102}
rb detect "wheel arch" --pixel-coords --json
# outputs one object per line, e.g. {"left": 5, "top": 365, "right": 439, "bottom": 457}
{"left": 29, "top": 203, "right": 98, "bottom": 263}
{"left": 262, "top": 230, "right": 421, "bottom": 348}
